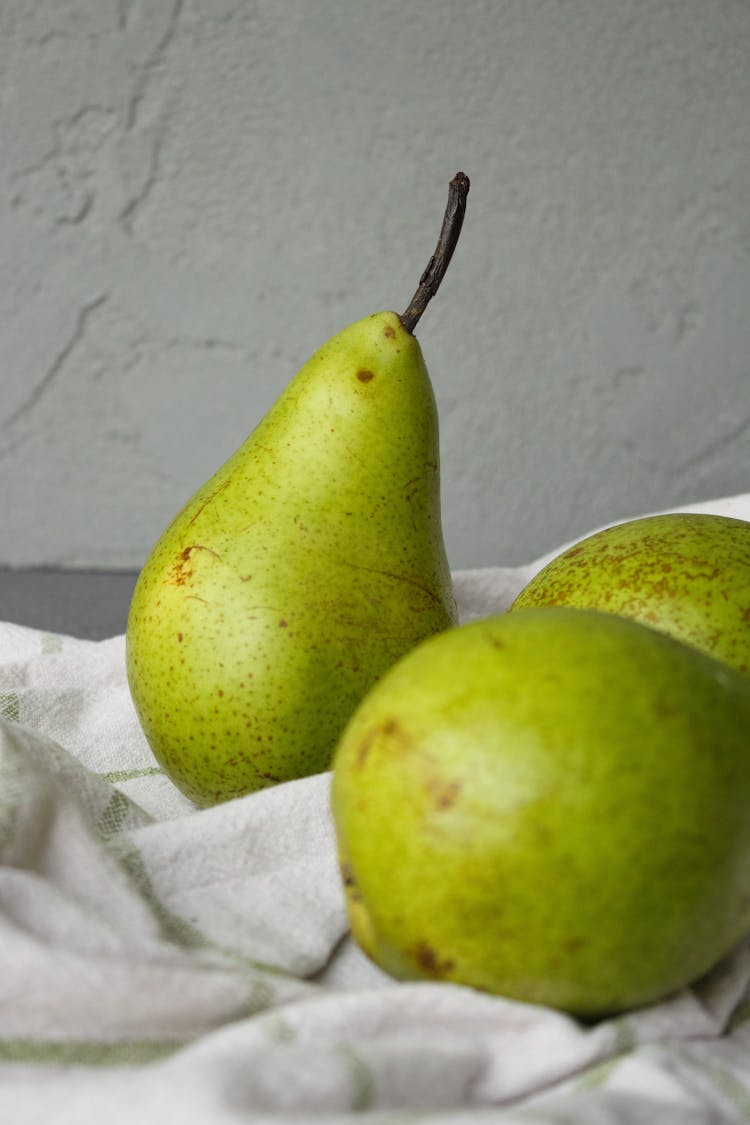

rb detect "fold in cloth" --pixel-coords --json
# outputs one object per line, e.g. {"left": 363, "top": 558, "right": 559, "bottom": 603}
{"left": 2, "top": 493, "right": 750, "bottom": 1123}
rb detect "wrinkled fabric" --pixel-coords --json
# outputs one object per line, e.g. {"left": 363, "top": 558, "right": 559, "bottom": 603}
{"left": 2, "top": 492, "right": 750, "bottom": 1123}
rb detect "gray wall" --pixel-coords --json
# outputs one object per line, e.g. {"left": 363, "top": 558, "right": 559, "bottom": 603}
{"left": 2, "top": 0, "right": 749, "bottom": 571}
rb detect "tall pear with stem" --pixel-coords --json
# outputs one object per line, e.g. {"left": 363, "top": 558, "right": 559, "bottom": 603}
{"left": 126, "top": 173, "right": 470, "bottom": 806}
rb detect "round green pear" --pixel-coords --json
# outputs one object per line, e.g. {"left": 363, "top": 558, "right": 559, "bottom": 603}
{"left": 126, "top": 175, "right": 469, "bottom": 806}
{"left": 331, "top": 607, "right": 750, "bottom": 1018}
{"left": 510, "top": 512, "right": 750, "bottom": 674}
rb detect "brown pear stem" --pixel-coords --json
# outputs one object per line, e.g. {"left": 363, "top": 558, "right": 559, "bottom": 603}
{"left": 399, "top": 171, "right": 470, "bottom": 335}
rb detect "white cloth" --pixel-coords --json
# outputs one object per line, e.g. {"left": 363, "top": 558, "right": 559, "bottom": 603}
{"left": 2, "top": 493, "right": 750, "bottom": 1123}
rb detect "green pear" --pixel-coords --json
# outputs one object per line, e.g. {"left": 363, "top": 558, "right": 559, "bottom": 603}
{"left": 126, "top": 174, "right": 470, "bottom": 806}
{"left": 510, "top": 512, "right": 750, "bottom": 674}
{"left": 332, "top": 606, "right": 750, "bottom": 1018}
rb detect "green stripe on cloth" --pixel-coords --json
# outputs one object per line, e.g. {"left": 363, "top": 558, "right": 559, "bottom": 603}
{"left": 0, "top": 724, "right": 27, "bottom": 854}
{"left": 106, "top": 836, "right": 320, "bottom": 1000}
{"left": 336, "top": 1043, "right": 375, "bottom": 1112}
{"left": 96, "top": 789, "right": 151, "bottom": 839}
{"left": 107, "top": 836, "right": 209, "bottom": 950}
{"left": 98, "top": 767, "right": 163, "bottom": 783}
{"left": 0, "top": 693, "right": 20, "bottom": 722}
{"left": 574, "top": 1017, "right": 636, "bottom": 1091}
{"left": 0, "top": 1038, "right": 184, "bottom": 1066}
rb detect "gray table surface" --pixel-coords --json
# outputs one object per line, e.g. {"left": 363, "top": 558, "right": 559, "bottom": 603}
{"left": 0, "top": 569, "right": 139, "bottom": 641}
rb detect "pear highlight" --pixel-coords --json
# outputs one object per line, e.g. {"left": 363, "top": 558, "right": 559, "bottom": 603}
{"left": 126, "top": 175, "right": 469, "bottom": 805}
{"left": 332, "top": 607, "right": 750, "bottom": 1018}
{"left": 511, "top": 512, "right": 750, "bottom": 674}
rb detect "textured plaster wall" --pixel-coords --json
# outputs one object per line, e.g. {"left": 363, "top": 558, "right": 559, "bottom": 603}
{"left": 2, "top": 0, "right": 749, "bottom": 571}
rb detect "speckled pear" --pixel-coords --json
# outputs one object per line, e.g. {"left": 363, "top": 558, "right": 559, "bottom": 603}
{"left": 126, "top": 174, "right": 469, "bottom": 806}
{"left": 332, "top": 607, "right": 750, "bottom": 1017}
{"left": 510, "top": 512, "right": 750, "bottom": 674}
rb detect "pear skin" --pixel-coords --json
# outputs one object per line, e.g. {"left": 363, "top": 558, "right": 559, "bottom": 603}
{"left": 126, "top": 311, "right": 456, "bottom": 805}
{"left": 511, "top": 513, "right": 750, "bottom": 674}
{"left": 332, "top": 607, "right": 750, "bottom": 1018}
